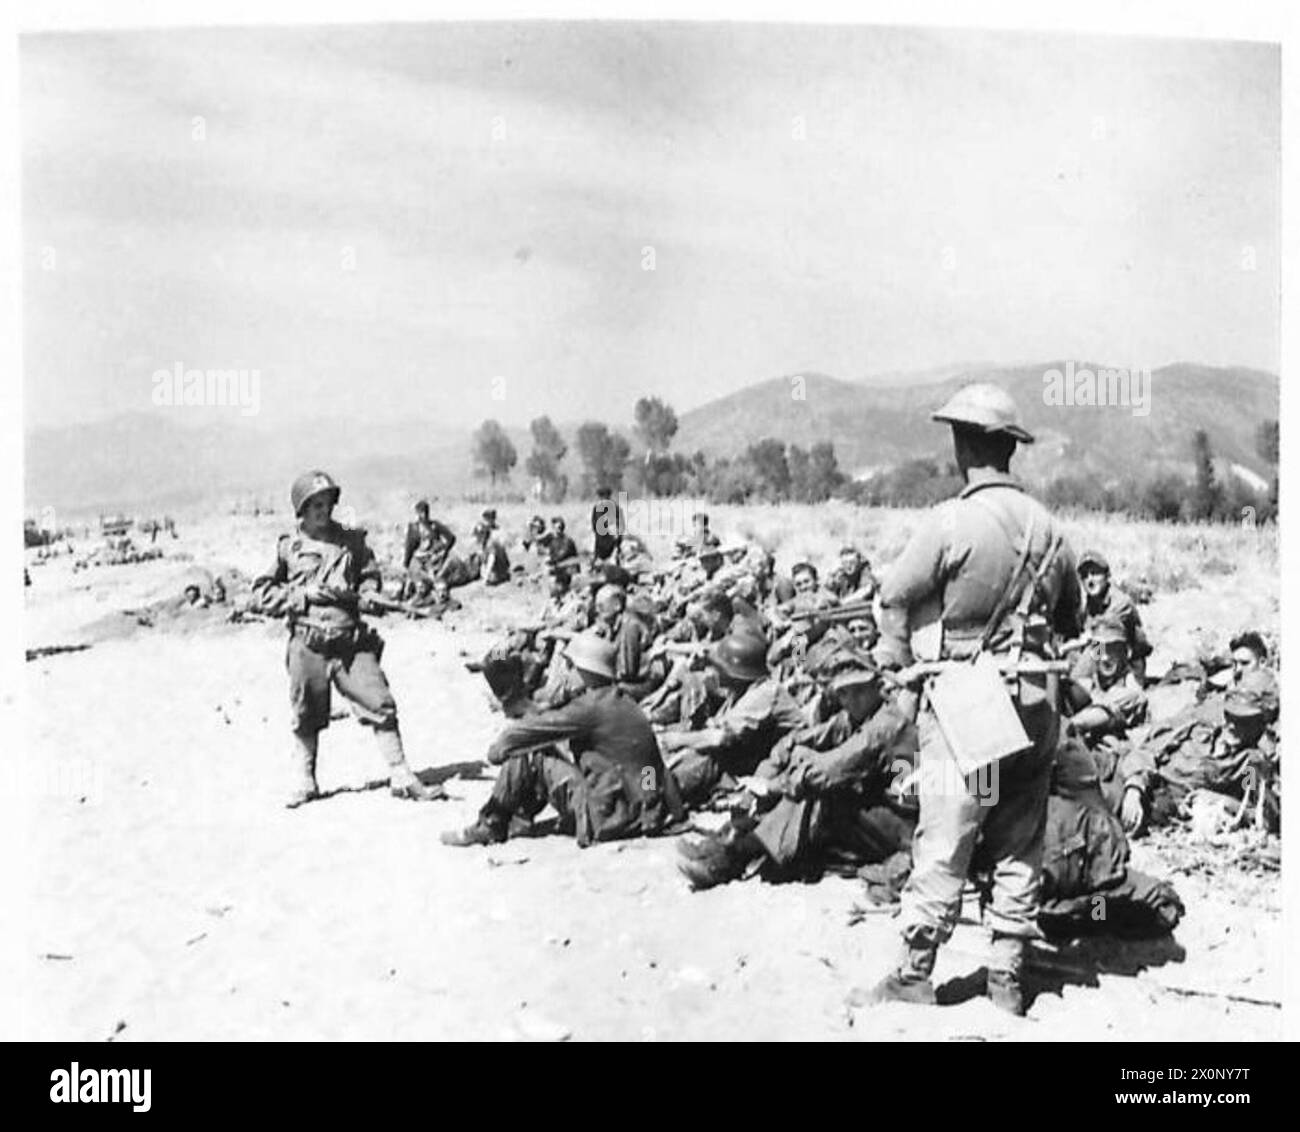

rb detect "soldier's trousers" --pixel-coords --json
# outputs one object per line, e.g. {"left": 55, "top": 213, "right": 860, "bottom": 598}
{"left": 287, "top": 633, "right": 398, "bottom": 734}
{"left": 480, "top": 750, "right": 653, "bottom": 847}
{"left": 753, "top": 794, "right": 915, "bottom": 869}
{"left": 898, "top": 692, "right": 1058, "bottom": 942}
{"left": 482, "top": 749, "right": 582, "bottom": 829}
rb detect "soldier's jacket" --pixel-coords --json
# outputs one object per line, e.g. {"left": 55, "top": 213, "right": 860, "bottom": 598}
{"left": 253, "top": 522, "right": 382, "bottom": 630}
{"left": 826, "top": 563, "right": 878, "bottom": 603}
{"left": 615, "top": 613, "right": 658, "bottom": 694}
{"left": 548, "top": 533, "right": 579, "bottom": 565}
{"left": 1068, "top": 653, "right": 1149, "bottom": 732}
{"left": 475, "top": 538, "right": 512, "bottom": 584}
{"left": 403, "top": 518, "right": 455, "bottom": 570}
{"left": 879, "top": 472, "right": 1081, "bottom": 661}
{"left": 1084, "top": 584, "right": 1152, "bottom": 660}
{"left": 756, "top": 702, "right": 918, "bottom": 809}
{"left": 1119, "top": 708, "right": 1278, "bottom": 804}
{"left": 487, "top": 685, "right": 682, "bottom": 843}
{"left": 539, "top": 591, "right": 591, "bottom": 632}
{"left": 1039, "top": 738, "right": 1184, "bottom": 936}
{"left": 697, "top": 677, "right": 806, "bottom": 774}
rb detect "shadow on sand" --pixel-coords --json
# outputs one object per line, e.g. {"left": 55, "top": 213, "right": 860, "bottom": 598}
{"left": 936, "top": 933, "right": 1188, "bottom": 1009}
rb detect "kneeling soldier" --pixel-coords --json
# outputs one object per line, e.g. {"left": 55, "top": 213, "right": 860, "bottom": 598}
{"left": 253, "top": 471, "right": 442, "bottom": 808}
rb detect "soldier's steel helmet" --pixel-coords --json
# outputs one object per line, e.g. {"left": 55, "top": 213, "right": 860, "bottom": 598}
{"left": 931, "top": 383, "right": 1035, "bottom": 444}
{"left": 564, "top": 633, "right": 617, "bottom": 681}
{"left": 291, "top": 471, "right": 341, "bottom": 516}
{"left": 709, "top": 629, "right": 769, "bottom": 683}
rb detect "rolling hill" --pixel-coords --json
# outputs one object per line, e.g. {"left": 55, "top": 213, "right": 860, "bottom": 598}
{"left": 673, "top": 363, "right": 1279, "bottom": 484}
{"left": 25, "top": 362, "right": 1278, "bottom": 517}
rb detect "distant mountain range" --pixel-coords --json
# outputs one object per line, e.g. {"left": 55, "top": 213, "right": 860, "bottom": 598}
{"left": 673, "top": 362, "right": 1279, "bottom": 483}
{"left": 25, "top": 362, "right": 1278, "bottom": 516}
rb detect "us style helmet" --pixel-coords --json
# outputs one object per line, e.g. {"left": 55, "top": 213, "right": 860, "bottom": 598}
{"left": 291, "top": 471, "right": 341, "bottom": 516}
{"left": 931, "top": 383, "right": 1035, "bottom": 444}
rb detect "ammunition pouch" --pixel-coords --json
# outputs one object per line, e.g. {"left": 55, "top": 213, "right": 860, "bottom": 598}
{"left": 291, "top": 619, "right": 382, "bottom": 659}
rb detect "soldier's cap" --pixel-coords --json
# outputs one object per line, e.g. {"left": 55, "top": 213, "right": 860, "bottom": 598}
{"left": 931, "top": 382, "right": 1034, "bottom": 444}
{"left": 829, "top": 664, "right": 883, "bottom": 693}
{"left": 415, "top": 499, "right": 431, "bottom": 513}
{"left": 1224, "top": 669, "right": 1279, "bottom": 721}
{"left": 839, "top": 545, "right": 861, "bottom": 556}
{"left": 811, "top": 642, "right": 875, "bottom": 680}
{"left": 1090, "top": 618, "right": 1128, "bottom": 646}
{"left": 564, "top": 633, "right": 617, "bottom": 681}
{"left": 1078, "top": 549, "right": 1111, "bottom": 574}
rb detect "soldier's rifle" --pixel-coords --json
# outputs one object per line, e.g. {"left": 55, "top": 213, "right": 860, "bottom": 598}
{"left": 778, "top": 600, "right": 876, "bottom": 630}
{"left": 882, "top": 655, "right": 1074, "bottom": 688}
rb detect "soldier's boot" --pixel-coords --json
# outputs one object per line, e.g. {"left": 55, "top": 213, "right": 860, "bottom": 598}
{"left": 440, "top": 818, "right": 509, "bottom": 847}
{"left": 441, "top": 805, "right": 510, "bottom": 847}
{"left": 286, "top": 730, "right": 320, "bottom": 809}
{"left": 849, "top": 926, "right": 940, "bottom": 1007}
{"left": 675, "top": 832, "right": 763, "bottom": 890}
{"left": 986, "top": 933, "right": 1028, "bottom": 1016}
{"left": 375, "top": 726, "right": 444, "bottom": 801}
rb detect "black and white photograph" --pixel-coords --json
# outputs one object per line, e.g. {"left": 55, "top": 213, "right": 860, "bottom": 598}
{"left": 5, "top": 1, "right": 1294, "bottom": 1064}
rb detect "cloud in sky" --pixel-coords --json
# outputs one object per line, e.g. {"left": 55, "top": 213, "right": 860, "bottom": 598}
{"left": 22, "top": 22, "right": 1279, "bottom": 431}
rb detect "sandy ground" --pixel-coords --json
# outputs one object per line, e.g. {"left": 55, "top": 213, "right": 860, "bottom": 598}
{"left": 12, "top": 514, "right": 1283, "bottom": 1041}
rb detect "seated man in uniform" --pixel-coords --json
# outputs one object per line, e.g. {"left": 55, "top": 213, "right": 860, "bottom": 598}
{"left": 676, "top": 656, "right": 918, "bottom": 889}
{"left": 547, "top": 516, "right": 580, "bottom": 573}
{"left": 441, "top": 634, "right": 683, "bottom": 847}
{"left": 656, "top": 627, "right": 805, "bottom": 808}
{"left": 1118, "top": 668, "right": 1279, "bottom": 835}
{"left": 1037, "top": 738, "right": 1184, "bottom": 938}
{"left": 826, "top": 545, "right": 878, "bottom": 604}
{"left": 402, "top": 499, "right": 456, "bottom": 596}
{"left": 1078, "top": 549, "right": 1152, "bottom": 685}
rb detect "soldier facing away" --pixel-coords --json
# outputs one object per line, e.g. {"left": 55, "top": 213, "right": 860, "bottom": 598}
{"left": 252, "top": 471, "right": 444, "bottom": 808}
{"left": 860, "top": 383, "right": 1082, "bottom": 1015}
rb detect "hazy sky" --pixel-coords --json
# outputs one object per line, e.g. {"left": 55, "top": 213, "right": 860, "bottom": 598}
{"left": 22, "top": 22, "right": 1280, "bottom": 431}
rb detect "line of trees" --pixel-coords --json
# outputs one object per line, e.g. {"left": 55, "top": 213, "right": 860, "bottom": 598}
{"left": 473, "top": 395, "right": 847, "bottom": 505}
{"left": 474, "top": 403, "right": 1278, "bottom": 523}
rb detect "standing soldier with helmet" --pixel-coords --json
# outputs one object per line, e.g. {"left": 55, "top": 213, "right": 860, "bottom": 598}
{"left": 253, "top": 471, "right": 444, "bottom": 808}
{"left": 860, "top": 384, "right": 1082, "bottom": 1015}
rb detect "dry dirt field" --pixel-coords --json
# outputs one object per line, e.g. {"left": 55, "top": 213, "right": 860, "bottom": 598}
{"left": 11, "top": 502, "right": 1283, "bottom": 1041}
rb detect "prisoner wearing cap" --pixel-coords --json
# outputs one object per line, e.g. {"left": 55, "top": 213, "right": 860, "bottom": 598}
{"left": 828, "top": 663, "right": 883, "bottom": 694}
{"left": 1224, "top": 669, "right": 1279, "bottom": 722}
